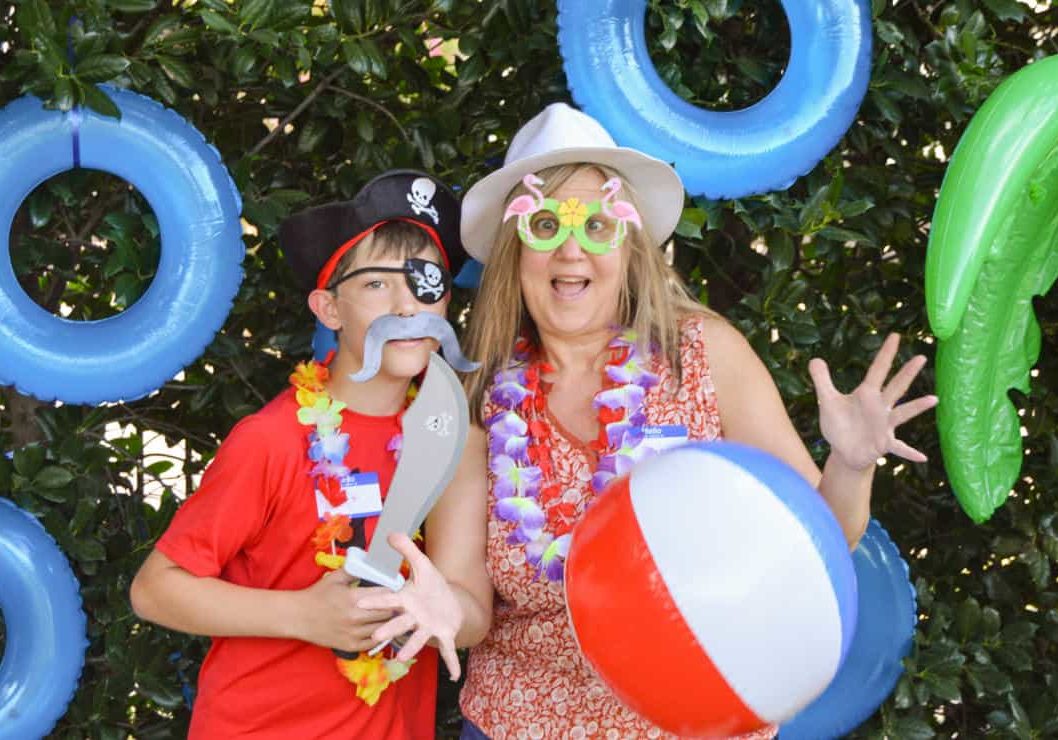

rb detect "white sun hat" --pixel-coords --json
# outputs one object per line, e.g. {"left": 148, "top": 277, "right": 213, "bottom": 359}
{"left": 460, "top": 103, "right": 686, "bottom": 263}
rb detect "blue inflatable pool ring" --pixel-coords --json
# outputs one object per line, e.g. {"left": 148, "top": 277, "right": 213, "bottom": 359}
{"left": 557, "top": 0, "right": 873, "bottom": 199}
{"left": 780, "top": 519, "right": 916, "bottom": 739}
{"left": 0, "top": 497, "right": 88, "bottom": 739}
{"left": 0, "top": 85, "right": 244, "bottom": 404}
{"left": 313, "top": 320, "right": 338, "bottom": 362}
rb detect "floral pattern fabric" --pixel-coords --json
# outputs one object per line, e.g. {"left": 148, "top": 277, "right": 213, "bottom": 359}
{"left": 460, "top": 315, "right": 777, "bottom": 739}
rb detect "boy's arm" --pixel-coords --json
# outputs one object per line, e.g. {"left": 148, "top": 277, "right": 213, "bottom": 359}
{"left": 130, "top": 549, "right": 395, "bottom": 653}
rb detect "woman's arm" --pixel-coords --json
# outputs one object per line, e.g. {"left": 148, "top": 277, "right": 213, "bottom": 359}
{"left": 130, "top": 550, "right": 395, "bottom": 653}
{"left": 425, "top": 422, "right": 494, "bottom": 647}
{"left": 701, "top": 318, "right": 934, "bottom": 548}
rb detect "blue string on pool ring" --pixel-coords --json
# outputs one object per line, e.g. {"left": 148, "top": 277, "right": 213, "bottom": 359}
{"left": 556, "top": 0, "right": 873, "bottom": 200}
{"left": 0, "top": 497, "right": 88, "bottom": 739}
{"left": 0, "top": 85, "right": 244, "bottom": 404}
{"left": 779, "top": 519, "right": 917, "bottom": 739}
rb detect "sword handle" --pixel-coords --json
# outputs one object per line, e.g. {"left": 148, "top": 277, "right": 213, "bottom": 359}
{"left": 342, "top": 546, "right": 406, "bottom": 591}
{"left": 332, "top": 552, "right": 407, "bottom": 661}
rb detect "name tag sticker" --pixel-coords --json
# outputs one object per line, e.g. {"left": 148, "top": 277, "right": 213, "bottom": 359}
{"left": 315, "top": 472, "right": 384, "bottom": 519}
{"left": 640, "top": 424, "right": 689, "bottom": 453}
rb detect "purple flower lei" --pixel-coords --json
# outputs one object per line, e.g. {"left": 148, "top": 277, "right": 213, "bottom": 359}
{"left": 486, "top": 329, "right": 659, "bottom": 582}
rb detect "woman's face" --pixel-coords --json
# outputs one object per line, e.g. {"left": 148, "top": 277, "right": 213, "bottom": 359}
{"left": 517, "top": 167, "right": 626, "bottom": 341}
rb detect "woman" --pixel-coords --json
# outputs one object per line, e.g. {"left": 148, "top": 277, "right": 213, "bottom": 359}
{"left": 361, "top": 103, "right": 937, "bottom": 739}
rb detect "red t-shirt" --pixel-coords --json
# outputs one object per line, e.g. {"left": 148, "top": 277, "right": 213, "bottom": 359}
{"left": 156, "top": 387, "right": 438, "bottom": 739}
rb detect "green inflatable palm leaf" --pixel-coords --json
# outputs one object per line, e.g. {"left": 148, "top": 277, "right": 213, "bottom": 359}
{"left": 926, "top": 56, "right": 1058, "bottom": 523}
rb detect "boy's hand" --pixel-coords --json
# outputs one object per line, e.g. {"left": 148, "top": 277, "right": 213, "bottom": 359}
{"left": 296, "top": 569, "right": 395, "bottom": 653}
{"left": 357, "top": 532, "right": 463, "bottom": 680}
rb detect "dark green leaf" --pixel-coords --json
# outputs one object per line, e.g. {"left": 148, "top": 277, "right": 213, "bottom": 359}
{"left": 156, "top": 55, "right": 195, "bottom": 88}
{"left": 355, "top": 110, "right": 374, "bottom": 144}
{"left": 886, "top": 717, "right": 936, "bottom": 740}
{"left": 875, "top": 20, "right": 906, "bottom": 46}
{"left": 146, "top": 460, "right": 174, "bottom": 475}
{"left": 14, "top": 446, "right": 46, "bottom": 478}
{"left": 925, "top": 674, "right": 962, "bottom": 703}
{"left": 200, "top": 9, "right": 239, "bottom": 34}
{"left": 75, "top": 55, "right": 131, "bottom": 83}
{"left": 112, "top": 273, "right": 145, "bottom": 308}
{"left": 676, "top": 207, "right": 707, "bottom": 239}
{"left": 769, "top": 232, "right": 795, "bottom": 271}
{"left": 297, "top": 119, "right": 329, "bottom": 153}
{"left": 232, "top": 47, "right": 258, "bottom": 79}
{"left": 360, "top": 38, "right": 387, "bottom": 80}
{"left": 70, "top": 537, "right": 107, "bottom": 562}
{"left": 28, "top": 189, "right": 56, "bottom": 227}
{"left": 135, "top": 673, "right": 185, "bottom": 709}
{"left": 0, "top": 456, "right": 12, "bottom": 491}
{"left": 343, "top": 40, "right": 371, "bottom": 76}
{"left": 81, "top": 84, "right": 122, "bottom": 118}
{"left": 330, "top": 0, "right": 364, "bottom": 33}
{"left": 982, "top": 0, "right": 1027, "bottom": 21}
{"left": 239, "top": 0, "right": 276, "bottom": 28}
{"left": 968, "top": 663, "right": 1014, "bottom": 695}
{"left": 17, "top": 0, "right": 56, "bottom": 37}
{"left": 107, "top": 0, "right": 157, "bottom": 11}
{"left": 34, "top": 35, "right": 67, "bottom": 73}
{"left": 142, "top": 16, "right": 182, "bottom": 47}
{"left": 818, "top": 226, "right": 873, "bottom": 245}
{"left": 34, "top": 465, "right": 74, "bottom": 489}
{"left": 457, "top": 54, "right": 486, "bottom": 86}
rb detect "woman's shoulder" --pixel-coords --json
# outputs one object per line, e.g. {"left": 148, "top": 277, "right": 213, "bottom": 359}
{"left": 677, "top": 311, "right": 749, "bottom": 355}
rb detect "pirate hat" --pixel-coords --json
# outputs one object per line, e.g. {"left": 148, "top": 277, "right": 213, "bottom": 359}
{"left": 280, "top": 169, "right": 467, "bottom": 291}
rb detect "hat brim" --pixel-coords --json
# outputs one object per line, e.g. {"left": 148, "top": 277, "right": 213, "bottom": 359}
{"left": 460, "top": 147, "right": 685, "bottom": 263}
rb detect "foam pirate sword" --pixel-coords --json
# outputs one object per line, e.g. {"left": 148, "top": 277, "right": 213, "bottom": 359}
{"left": 342, "top": 351, "right": 469, "bottom": 591}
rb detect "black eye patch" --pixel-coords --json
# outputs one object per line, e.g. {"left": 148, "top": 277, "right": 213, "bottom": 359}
{"left": 331, "top": 258, "right": 451, "bottom": 304}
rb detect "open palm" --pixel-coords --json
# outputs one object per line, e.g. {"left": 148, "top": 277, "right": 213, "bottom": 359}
{"left": 808, "top": 333, "right": 938, "bottom": 472}
{"left": 357, "top": 532, "right": 463, "bottom": 680}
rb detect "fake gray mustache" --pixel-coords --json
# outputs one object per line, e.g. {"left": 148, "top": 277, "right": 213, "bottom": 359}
{"left": 348, "top": 313, "right": 481, "bottom": 382}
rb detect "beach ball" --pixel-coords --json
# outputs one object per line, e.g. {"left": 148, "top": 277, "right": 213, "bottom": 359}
{"left": 565, "top": 441, "right": 857, "bottom": 738}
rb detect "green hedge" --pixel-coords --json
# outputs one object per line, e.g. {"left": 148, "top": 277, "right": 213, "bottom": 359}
{"left": 1, "top": 1, "right": 1057, "bottom": 737}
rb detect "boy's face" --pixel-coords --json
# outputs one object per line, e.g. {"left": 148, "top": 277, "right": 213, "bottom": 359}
{"left": 313, "top": 244, "right": 450, "bottom": 382}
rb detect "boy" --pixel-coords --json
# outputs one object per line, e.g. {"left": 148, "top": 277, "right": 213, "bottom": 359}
{"left": 130, "top": 170, "right": 468, "bottom": 739}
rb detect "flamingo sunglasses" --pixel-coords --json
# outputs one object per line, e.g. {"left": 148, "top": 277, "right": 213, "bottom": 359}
{"left": 503, "top": 174, "right": 643, "bottom": 255}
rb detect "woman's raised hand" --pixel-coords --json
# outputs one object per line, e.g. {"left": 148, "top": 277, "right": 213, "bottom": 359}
{"left": 808, "top": 333, "right": 938, "bottom": 472}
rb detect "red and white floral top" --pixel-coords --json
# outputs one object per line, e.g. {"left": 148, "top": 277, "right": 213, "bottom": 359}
{"left": 460, "top": 315, "right": 777, "bottom": 739}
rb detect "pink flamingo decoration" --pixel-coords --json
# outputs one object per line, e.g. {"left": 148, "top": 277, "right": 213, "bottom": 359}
{"left": 503, "top": 174, "right": 546, "bottom": 244}
{"left": 600, "top": 177, "right": 643, "bottom": 249}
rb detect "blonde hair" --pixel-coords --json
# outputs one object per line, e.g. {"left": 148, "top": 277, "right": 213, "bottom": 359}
{"left": 463, "top": 163, "right": 717, "bottom": 421}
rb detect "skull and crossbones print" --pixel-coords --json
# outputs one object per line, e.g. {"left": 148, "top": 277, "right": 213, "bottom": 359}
{"left": 408, "top": 260, "right": 446, "bottom": 301}
{"left": 407, "top": 177, "right": 440, "bottom": 224}
{"left": 424, "top": 412, "right": 452, "bottom": 437}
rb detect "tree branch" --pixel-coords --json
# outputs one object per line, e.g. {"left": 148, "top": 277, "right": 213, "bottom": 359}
{"left": 4, "top": 388, "right": 46, "bottom": 448}
{"left": 247, "top": 67, "right": 345, "bottom": 157}
{"left": 325, "top": 85, "right": 410, "bottom": 142}
{"left": 226, "top": 358, "right": 268, "bottom": 406}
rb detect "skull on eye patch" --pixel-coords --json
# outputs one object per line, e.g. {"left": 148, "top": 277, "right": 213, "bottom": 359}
{"left": 330, "top": 258, "right": 451, "bottom": 304}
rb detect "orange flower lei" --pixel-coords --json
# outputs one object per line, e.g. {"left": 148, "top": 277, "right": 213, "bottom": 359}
{"left": 290, "top": 360, "right": 415, "bottom": 705}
